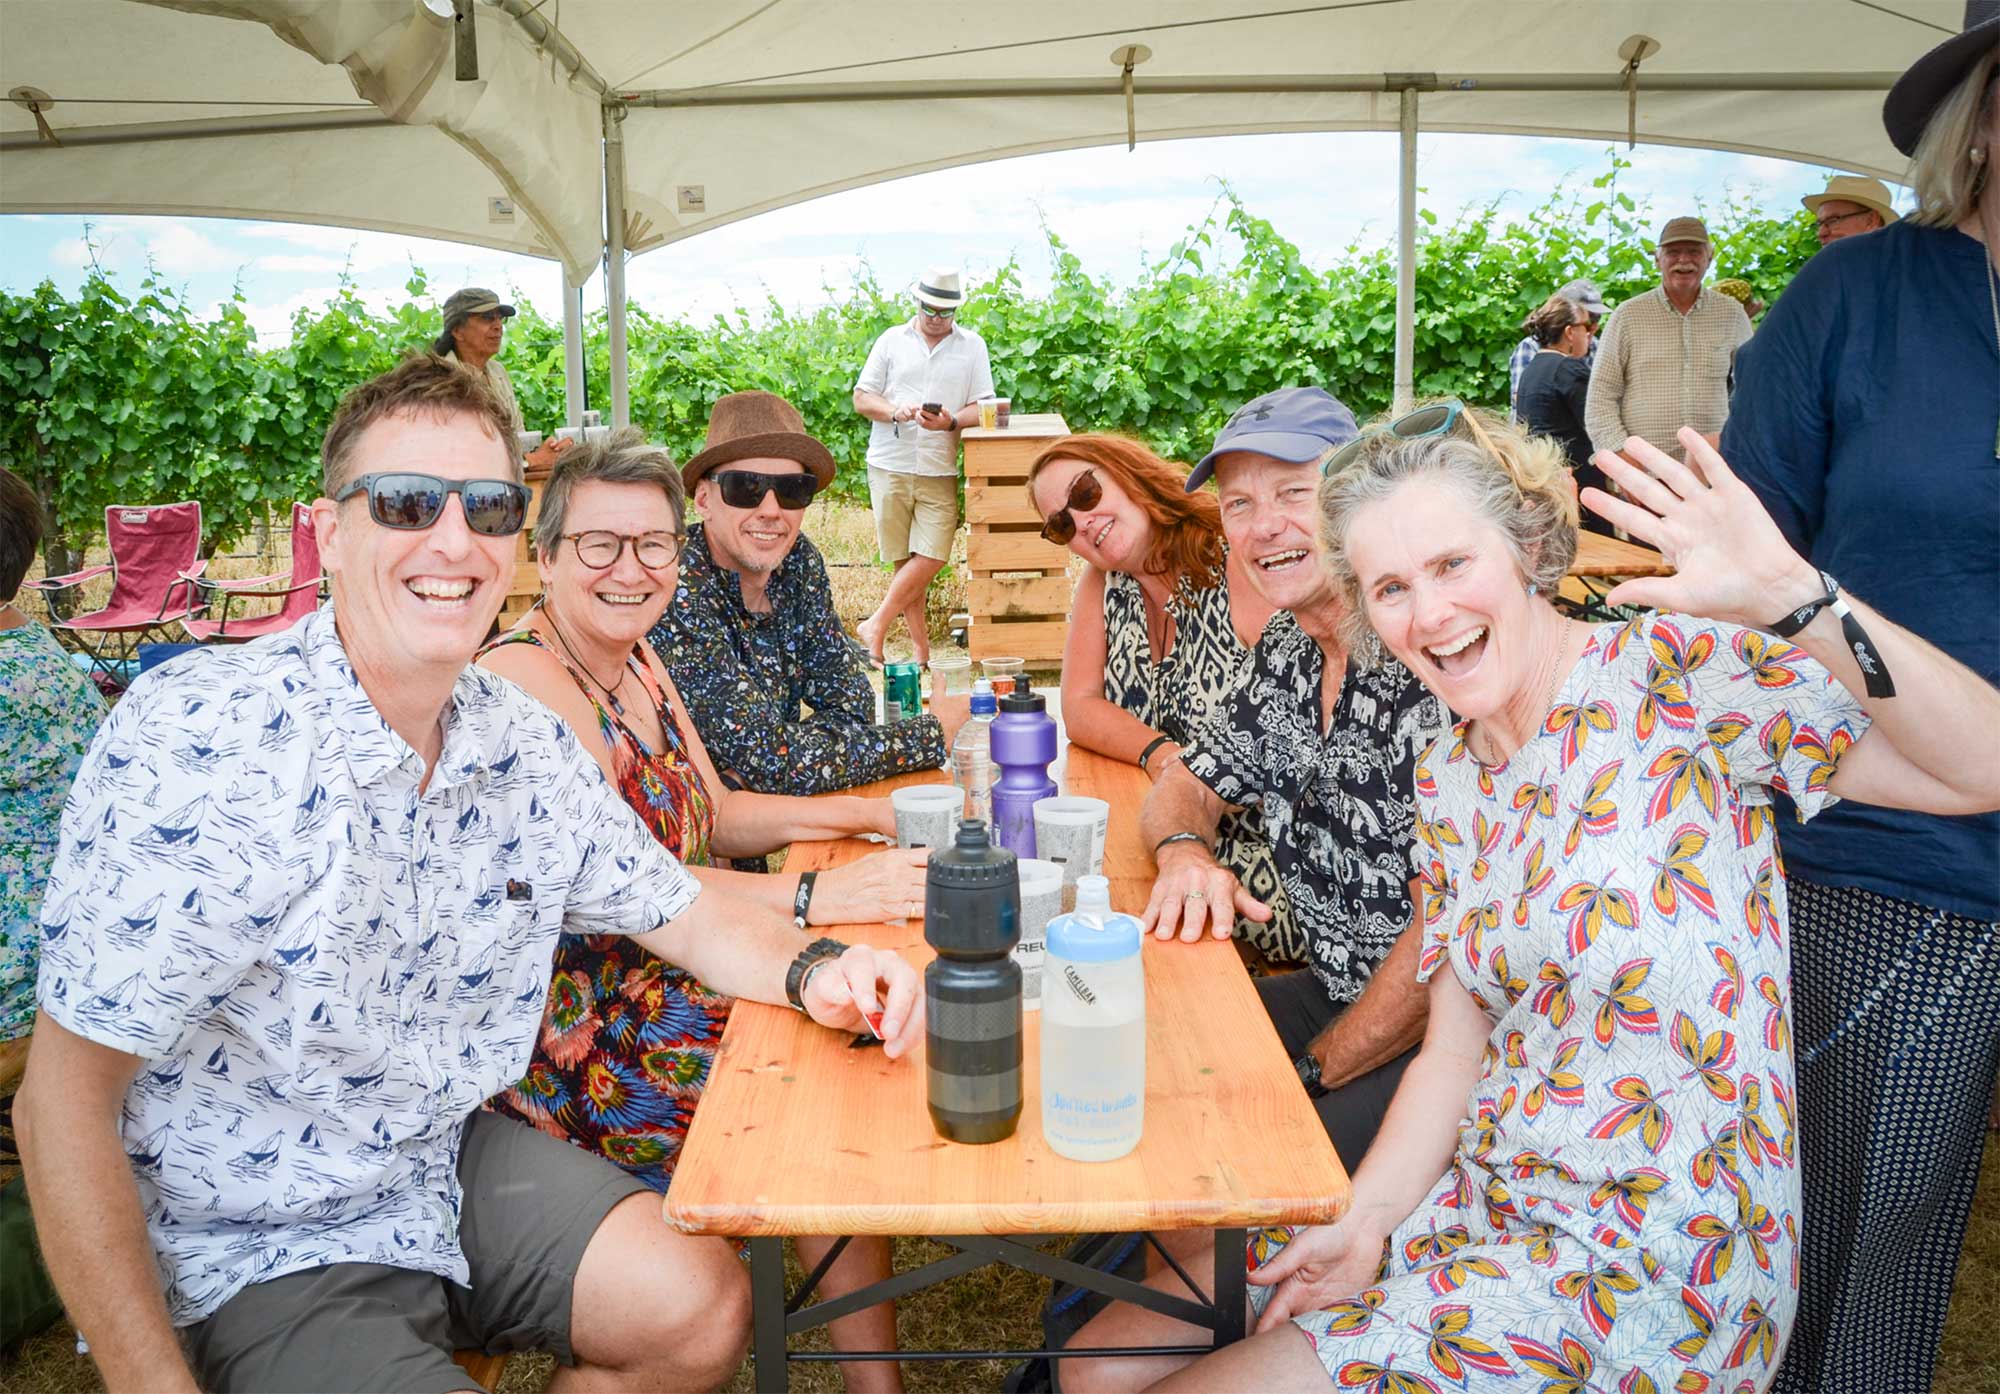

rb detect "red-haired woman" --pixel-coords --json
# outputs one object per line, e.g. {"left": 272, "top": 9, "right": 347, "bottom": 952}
{"left": 1026, "top": 434, "right": 1294, "bottom": 962}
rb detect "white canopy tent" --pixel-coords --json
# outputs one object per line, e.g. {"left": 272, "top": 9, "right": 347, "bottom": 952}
{"left": 1, "top": 1, "right": 1954, "bottom": 422}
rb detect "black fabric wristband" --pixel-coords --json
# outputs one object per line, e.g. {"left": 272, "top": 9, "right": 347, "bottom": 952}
{"left": 792, "top": 870, "right": 818, "bottom": 928}
{"left": 1153, "top": 831, "right": 1212, "bottom": 859}
{"left": 1768, "top": 570, "right": 1895, "bottom": 699}
{"left": 1137, "top": 735, "right": 1172, "bottom": 772}
{"left": 785, "top": 936, "right": 847, "bottom": 1012}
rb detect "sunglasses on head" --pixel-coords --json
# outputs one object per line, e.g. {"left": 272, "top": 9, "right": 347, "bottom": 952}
{"left": 336, "top": 472, "right": 530, "bottom": 536}
{"left": 1321, "top": 400, "right": 1475, "bottom": 477}
{"left": 712, "top": 469, "right": 818, "bottom": 511}
{"left": 1039, "top": 468, "right": 1102, "bottom": 545}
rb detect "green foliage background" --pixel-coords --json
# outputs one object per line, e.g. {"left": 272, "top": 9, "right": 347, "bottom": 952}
{"left": 0, "top": 153, "right": 1817, "bottom": 564}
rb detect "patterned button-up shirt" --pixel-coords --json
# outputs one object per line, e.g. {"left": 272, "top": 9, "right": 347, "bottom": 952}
{"left": 649, "top": 524, "right": 946, "bottom": 796}
{"left": 1584, "top": 285, "right": 1752, "bottom": 462}
{"left": 36, "top": 606, "right": 699, "bottom": 1325}
{"left": 1182, "top": 612, "right": 1450, "bottom": 1005}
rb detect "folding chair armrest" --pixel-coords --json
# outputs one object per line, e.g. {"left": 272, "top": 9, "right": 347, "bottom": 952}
{"left": 190, "top": 567, "right": 290, "bottom": 594}
{"left": 24, "top": 565, "right": 113, "bottom": 593}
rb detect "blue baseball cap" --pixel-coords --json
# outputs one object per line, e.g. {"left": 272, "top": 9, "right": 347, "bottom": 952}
{"left": 1186, "top": 387, "right": 1360, "bottom": 492}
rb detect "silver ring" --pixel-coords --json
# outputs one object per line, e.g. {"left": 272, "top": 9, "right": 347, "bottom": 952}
{"left": 1184, "top": 890, "right": 1207, "bottom": 902}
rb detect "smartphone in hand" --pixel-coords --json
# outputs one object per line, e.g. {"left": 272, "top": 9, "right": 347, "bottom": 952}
{"left": 922, "top": 402, "right": 943, "bottom": 415}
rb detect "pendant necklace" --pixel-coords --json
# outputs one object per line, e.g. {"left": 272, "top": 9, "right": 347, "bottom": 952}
{"left": 542, "top": 604, "right": 633, "bottom": 718}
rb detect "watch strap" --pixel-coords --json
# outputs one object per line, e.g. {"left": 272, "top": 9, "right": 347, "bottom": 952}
{"left": 784, "top": 936, "right": 847, "bottom": 1012}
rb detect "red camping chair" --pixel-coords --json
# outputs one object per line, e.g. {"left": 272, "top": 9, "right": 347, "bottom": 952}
{"left": 182, "top": 504, "right": 325, "bottom": 642}
{"left": 25, "top": 501, "right": 206, "bottom": 690}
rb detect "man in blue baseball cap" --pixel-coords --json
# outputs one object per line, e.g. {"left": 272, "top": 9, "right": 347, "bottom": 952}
{"left": 1139, "top": 386, "right": 1450, "bottom": 1169}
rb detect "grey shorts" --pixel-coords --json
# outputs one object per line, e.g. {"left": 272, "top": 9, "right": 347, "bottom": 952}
{"left": 184, "top": 1110, "right": 650, "bottom": 1394}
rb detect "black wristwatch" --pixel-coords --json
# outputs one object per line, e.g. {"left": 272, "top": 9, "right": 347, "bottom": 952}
{"left": 784, "top": 936, "right": 847, "bottom": 1012}
{"left": 1293, "top": 1051, "right": 1330, "bottom": 1100}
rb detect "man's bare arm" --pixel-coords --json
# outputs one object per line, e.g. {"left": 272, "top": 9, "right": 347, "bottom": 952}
{"left": 16, "top": 1015, "right": 197, "bottom": 1393}
{"left": 1305, "top": 915, "right": 1429, "bottom": 1091}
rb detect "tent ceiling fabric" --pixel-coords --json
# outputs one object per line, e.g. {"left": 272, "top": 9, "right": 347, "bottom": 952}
{"left": 0, "top": 0, "right": 1959, "bottom": 276}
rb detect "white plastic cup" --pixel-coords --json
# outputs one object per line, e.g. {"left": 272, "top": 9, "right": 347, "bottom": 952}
{"left": 1034, "top": 796, "right": 1109, "bottom": 910}
{"left": 892, "top": 784, "right": 963, "bottom": 850}
{"left": 1013, "top": 858, "right": 1065, "bottom": 1010}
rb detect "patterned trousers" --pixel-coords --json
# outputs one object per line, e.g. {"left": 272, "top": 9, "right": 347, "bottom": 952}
{"left": 1774, "top": 878, "right": 2000, "bottom": 1394}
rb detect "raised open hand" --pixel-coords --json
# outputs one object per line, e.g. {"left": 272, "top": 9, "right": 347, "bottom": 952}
{"left": 1581, "top": 429, "right": 1822, "bottom": 627}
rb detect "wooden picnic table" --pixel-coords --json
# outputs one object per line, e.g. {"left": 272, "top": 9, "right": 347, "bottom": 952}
{"left": 1570, "top": 531, "right": 1673, "bottom": 579}
{"left": 665, "top": 744, "right": 1350, "bottom": 1389}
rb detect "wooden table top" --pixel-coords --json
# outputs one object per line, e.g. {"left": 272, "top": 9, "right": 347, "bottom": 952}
{"left": 964, "top": 412, "right": 1069, "bottom": 441}
{"left": 664, "top": 746, "right": 1351, "bottom": 1239}
{"left": 1570, "top": 532, "right": 1672, "bottom": 579}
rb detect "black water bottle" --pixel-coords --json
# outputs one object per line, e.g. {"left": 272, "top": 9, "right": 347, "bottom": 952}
{"left": 924, "top": 819, "right": 1023, "bottom": 1144}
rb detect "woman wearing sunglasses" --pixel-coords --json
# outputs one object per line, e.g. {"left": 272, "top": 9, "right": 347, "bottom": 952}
{"left": 1024, "top": 434, "right": 1293, "bottom": 963}
{"left": 475, "top": 430, "right": 921, "bottom": 1391}
{"left": 1067, "top": 410, "right": 2000, "bottom": 1394}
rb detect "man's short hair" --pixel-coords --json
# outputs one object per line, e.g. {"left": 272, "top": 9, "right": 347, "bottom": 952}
{"left": 0, "top": 465, "right": 45, "bottom": 603}
{"left": 320, "top": 353, "right": 524, "bottom": 498}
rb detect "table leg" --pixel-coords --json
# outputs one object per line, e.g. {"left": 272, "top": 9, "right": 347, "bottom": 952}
{"left": 1212, "top": 1227, "right": 1246, "bottom": 1346}
{"left": 750, "top": 1236, "right": 790, "bottom": 1394}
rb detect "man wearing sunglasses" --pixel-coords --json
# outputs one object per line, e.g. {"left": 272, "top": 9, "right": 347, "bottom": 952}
{"left": 17, "top": 357, "right": 921, "bottom": 1394}
{"left": 650, "top": 391, "right": 968, "bottom": 808}
{"left": 850, "top": 266, "right": 995, "bottom": 664}
{"left": 1135, "top": 387, "right": 1451, "bottom": 1172}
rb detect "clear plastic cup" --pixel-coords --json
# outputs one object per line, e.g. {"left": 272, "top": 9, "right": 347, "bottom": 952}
{"left": 994, "top": 396, "right": 1012, "bottom": 429}
{"left": 977, "top": 396, "right": 999, "bottom": 430}
{"left": 980, "top": 656, "right": 1024, "bottom": 697}
{"left": 928, "top": 654, "right": 973, "bottom": 699}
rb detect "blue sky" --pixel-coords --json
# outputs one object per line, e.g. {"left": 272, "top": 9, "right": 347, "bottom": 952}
{"left": 0, "top": 130, "right": 1894, "bottom": 346}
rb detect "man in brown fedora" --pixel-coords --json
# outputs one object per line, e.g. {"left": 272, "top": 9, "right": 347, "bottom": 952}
{"left": 649, "top": 390, "right": 968, "bottom": 801}
{"left": 1585, "top": 215, "right": 1752, "bottom": 465}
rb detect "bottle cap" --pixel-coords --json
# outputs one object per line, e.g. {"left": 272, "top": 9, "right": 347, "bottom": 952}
{"left": 999, "top": 674, "right": 1046, "bottom": 714}
{"left": 1046, "top": 876, "right": 1141, "bottom": 962}
{"left": 970, "top": 676, "right": 997, "bottom": 716}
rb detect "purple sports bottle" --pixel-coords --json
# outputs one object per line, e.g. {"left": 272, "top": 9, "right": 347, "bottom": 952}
{"left": 989, "top": 677, "right": 1059, "bottom": 857}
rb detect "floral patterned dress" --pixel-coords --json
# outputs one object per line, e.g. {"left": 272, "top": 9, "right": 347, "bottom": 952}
{"left": 1257, "top": 614, "right": 1868, "bottom": 1393}
{"left": 1, "top": 620, "right": 107, "bottom": 1040}
{"left": 480, "top": 629, "right": 725, "bottom": 1192}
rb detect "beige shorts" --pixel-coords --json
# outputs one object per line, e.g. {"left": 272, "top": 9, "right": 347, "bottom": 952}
{"left": 867, "top": 466, "right": 958, "bottom": 563}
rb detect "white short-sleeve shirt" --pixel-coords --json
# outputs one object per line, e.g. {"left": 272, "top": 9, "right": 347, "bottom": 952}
{"left": 855, "top": 319, "right": 994, "bottom": 477}
{"left": 36, "top": 605, "right": 700, "bottom": 1324}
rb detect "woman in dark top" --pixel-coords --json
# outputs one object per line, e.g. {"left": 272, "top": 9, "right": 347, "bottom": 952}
{"left": 1721, "top": 23, "right": 1999, "bottom": 1394}
{"left": 1514, "top": 295, "right": 1611, "bottom": 535}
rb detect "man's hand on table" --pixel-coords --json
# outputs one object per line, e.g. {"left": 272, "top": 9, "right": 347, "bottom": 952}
{"left": 525, "top": 434, "right": 576, "bottom": 470}
{"left": 802, "top": 944, "right": 924, "bottom": 1059}
{"left": 813, "top": 847, "right": 930, "bottom": 926}
{"left": 1141, "top": 841, "right": 1271, "bottom": 943}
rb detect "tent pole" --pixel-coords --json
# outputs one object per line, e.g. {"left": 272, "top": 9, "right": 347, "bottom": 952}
{"left": 562, "top": 278, "right": 586, "bottom": 429}
{"left": 604, "top": 104, "right": 630, "bottom": 430}
{"left": 1394, "top": 86, "right": 1418, "bottom": 416}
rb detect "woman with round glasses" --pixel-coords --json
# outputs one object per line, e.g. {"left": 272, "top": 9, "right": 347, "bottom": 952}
{"left": 1072, "top": 411, "right": 2000, "bottom": 1394}
{"left": 475, "top": 429, "right": 920, "bottom": 1386}
{"left": 1024, "top": 434, "right": 1294, "bottom": 962}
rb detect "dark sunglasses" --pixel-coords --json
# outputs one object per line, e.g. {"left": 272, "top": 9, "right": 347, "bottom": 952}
{"left": 918, "top": 304, "right": 956, "bottom": 320}
{"left": 335, "top": 472, "right": 529, "bottom": 536}
{"left": 1039, "top": 468, "right": 1102, "bottom": 545}
{"left": 562, "top": 530, "right": 684, "bottom": 570}
{"left": 713, "top": 470, "right": 817, "bottom": 511}
{"left": 1322, "top": 400, "right": 1473, "bottom": 477}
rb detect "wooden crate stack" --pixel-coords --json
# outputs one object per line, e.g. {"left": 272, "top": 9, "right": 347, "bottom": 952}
{"left": 963, "top": 413, "right": 1073, "bottom": 664}
{"left": 498, "top": 457, "right": 556, "bottom": 629}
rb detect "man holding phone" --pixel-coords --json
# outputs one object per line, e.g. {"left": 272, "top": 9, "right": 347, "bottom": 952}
{"left": 851, "top": 266, "right": 994, "bottom": 664}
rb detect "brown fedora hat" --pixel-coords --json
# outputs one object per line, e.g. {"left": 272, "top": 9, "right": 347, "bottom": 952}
{"left": 681, "top": 390, "right": 838, "bottom": 493}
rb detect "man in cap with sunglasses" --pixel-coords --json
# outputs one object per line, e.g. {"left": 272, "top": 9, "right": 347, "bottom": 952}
{"left": 650, "top": 390, "right": 970, "bottom": 808}
{"left": 433, "top": 286, "right": 573, "bottom": 470}
{"left": 15, "top": 356, "right": 922, "bottom": 1394}
{"left": 850, "top": 267, "right": 995, "bottom": 664}
{"left": 1136, "top": 387, "right": 1451, "bottom": 1170}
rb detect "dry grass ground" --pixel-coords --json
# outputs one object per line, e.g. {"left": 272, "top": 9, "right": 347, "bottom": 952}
{"left": 4, "top": 500, "right": 1995, "bottom": 1391}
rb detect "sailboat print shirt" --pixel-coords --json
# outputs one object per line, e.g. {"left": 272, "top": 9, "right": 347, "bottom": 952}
{"left": 35, "top": 606, "right": 701, "bottom": 1324}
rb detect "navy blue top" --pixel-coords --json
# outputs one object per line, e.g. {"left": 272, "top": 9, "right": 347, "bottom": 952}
{"left": 1722, "top": 222, "right": 1998, "bottom": 920}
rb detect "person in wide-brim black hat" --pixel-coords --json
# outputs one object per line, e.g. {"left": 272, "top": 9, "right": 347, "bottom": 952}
{"left": 1714, "top": 6, "right": 2000, "bottom": 1394}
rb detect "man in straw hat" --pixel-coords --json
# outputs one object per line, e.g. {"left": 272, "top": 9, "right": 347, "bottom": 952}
{"left": 851, "top": 267, "right": 995, "bottom": 664}
{"left": 432, "top": 286, "right": 572, "bottom": 470}
{"left": 1803, "top": 173, "right": 1901, "bottom": 247}
{"left": 1584, "top": 215, "right": 1752, "bottom": 465}
{"left": 651, "top": 390, "right": 968, "bottom": 805}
